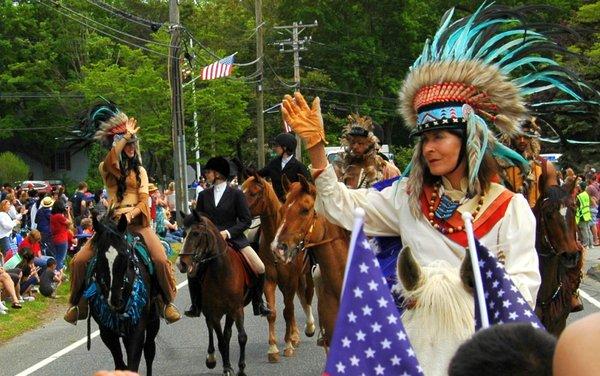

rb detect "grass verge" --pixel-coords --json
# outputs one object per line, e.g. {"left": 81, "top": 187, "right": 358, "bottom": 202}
{"left": 0, "top": 243, "right": 181, "bottom": 344}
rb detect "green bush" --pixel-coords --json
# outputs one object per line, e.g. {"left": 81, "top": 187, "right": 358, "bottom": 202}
{"left": 0, "top": 152, "right": 29, "bottom": 184}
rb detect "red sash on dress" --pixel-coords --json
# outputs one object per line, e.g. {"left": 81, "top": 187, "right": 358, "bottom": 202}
{"left": 420, "top": 185, "right": 514, "bottom": 247}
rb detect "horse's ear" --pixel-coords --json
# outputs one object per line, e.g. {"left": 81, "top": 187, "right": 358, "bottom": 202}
{"left": 193, "top": 209, "right": 201, "bottom": 223}
{"left": 281, "top": 174, "right": 291, "bottom": 194}
{"left": 563, "top": 177, "right": 577, "bottom": 197}
{"left": 397, "top": 246, "right": 422, "bottom": 291}
{"left": 92, "top": 213, "right": 103, "bottom": 234}
{"left": 117, "top": 214, "right": 128, "bottom": 233}
{"left": 250, "top": 168, "right": 261, "bottom": 183}
{"left": 298, "top": 174, "right": 310, "bottom": 193}
{"left": 460, "top": 251, "right": 475, "bottom": 293}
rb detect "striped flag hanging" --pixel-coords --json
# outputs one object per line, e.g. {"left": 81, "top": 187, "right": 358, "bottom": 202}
{"left": 201, "top": 54, "right": 235, "bottom": 80}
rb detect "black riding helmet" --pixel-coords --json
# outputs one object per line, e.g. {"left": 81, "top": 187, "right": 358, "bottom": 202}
{"left": 274, "top": 132, "right": 297, "bottom": 155}
{"left": 204, "top": 156, "right": 230, "bottom": 179}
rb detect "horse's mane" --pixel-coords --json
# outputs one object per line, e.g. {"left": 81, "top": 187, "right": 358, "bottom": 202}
{"left": 543, "top": 185, "right": 567, "bottom": 202}
{"left": 401, "top": 260, "right": 474, "bottom": 337}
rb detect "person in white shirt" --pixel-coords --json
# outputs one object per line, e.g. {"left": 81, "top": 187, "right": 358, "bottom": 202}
{"left": 0, "top": 199, "right": 19, "bottom": 260}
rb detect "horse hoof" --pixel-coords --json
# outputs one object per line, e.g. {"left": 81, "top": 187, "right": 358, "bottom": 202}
{"left": 305, "top": 324, "right": 316, "bottom": 337}
{"left": 223, "top": 368, "right": 235, "bottom": 376}
{"left": 284, "top": 347, "right": 295, "bottom": 357}
{"left": 206, "top": 359, "right": 217, "bottom": 369}
{"left": 291, "top": 339, "right": 300, "bottom": 348}
{"left": 268, "top": 352, "right": 280, "bottom": 363}
{"left": 237, "top": 371, "right": 247, "bottom": 376}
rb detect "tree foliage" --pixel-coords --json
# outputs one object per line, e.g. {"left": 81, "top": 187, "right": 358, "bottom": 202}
{"left": 0, "top": 0, "right": 597, "bottom": 183}
{"left": 0, "top": 151, "right": 29, "bottom": 184}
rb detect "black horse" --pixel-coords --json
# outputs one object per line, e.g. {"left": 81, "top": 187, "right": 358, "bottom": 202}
{"left": 85, "top": 214, "right": 160, "bottom": 374}
{"left": 533, "top": 179, "right": 583, "bottom": 335}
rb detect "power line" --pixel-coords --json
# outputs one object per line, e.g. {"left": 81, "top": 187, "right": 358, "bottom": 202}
{"left": 49, "top": 0, "right": 174, "bottom": 48}
{"left": 38, "top": 0, "right": 174, "bottom": 59}
{"left": 301, "top": 86, "right": 397, "bottom": 102}
{"left": 85, "top": 0, "right": 163, "bottom": 30}
{"left": 263, "top": 58, "right": 298, "bottom": 88}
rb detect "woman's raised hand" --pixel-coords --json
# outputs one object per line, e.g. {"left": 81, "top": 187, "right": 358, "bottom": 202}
{"left": 125, "top": 117, "right": 140, "bottom": 136}
{"left": 281, "top": 91, "right": 327, "bottom": 149}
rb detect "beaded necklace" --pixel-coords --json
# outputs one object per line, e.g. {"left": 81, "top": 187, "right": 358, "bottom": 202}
{"left": 427, "top": 181, "right": 484, "bottom": 234}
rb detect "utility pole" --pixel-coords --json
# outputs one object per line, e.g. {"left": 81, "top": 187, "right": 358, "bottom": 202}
{"left": 255, "top": 0, "right": 265, "bottom": 168}
{"left": 169, "top": 0, "right": 189, "bottom": 225}
{"left": 190, "top": 38, "right": 201, "bottom": 182}
{"left": 274, "top": 20, "right": 318, "bottom": 161}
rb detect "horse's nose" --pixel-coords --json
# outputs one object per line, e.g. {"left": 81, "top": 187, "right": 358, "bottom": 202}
{"left": 176, "top": 259, "right": 188, "bottom": 273}
{"left": 273, "top": 243, "right": 288, "bottom": 261}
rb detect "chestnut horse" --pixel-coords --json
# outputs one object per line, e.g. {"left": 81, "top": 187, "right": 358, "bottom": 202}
{"left": 178, "top": 212, "right": 249, "bottom": 376}
{"left": 534, "top": 179, "right": 583, "bottom": 335}
{"left": 242, "top": 173, "right": 315, "bottom": 362}
{"left": 271, "top": 175, "right": 349, "bottom": 350}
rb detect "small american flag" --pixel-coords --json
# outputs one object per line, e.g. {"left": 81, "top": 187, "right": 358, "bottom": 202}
{"left": 473, "top": 239, "right": 544, "bottom": 331}
{"left": 201, "top": 54, "right": 235, "bottom": 80}
{"left": 323, "top": 215, "right": 422, "bottom": 376}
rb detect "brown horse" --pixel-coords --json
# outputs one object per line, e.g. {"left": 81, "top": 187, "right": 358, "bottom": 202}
{"left": 242, "top": 173, "right": 315, "bottom": 362}
{"left": 271, "top": 175, "right": 349, "bottom": 350}
{"left": 533, "top": 179, "right": 583, "bottom": 335}
{"left": 178, "top": 212, "right": 249, "bottom": 376}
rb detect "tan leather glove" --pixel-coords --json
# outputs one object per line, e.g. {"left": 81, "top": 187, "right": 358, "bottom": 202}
{"left": 281, "top": 91, "right": 328, "bottom": 149}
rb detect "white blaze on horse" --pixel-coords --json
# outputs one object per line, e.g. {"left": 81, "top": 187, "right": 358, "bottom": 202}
{"left": 396, "top": 247, "right": 475, "bottom": 376}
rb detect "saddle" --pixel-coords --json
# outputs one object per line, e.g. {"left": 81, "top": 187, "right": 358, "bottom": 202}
{"left": 228, "top": 247, "right": 256, "bottom": 290}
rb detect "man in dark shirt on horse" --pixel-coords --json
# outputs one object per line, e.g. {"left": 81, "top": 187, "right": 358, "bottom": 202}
{"left": 258, "top": 132, "right": 311, "bottom": 202}
{"left": 502, "top": 118, "right": 583, "bottom": 312}
{"left": 186, "top": 156, "right": 271, "bottom": 318}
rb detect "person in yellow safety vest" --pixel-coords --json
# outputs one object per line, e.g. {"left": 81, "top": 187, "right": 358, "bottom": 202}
{"left": 576, "top": 181, "right": 593, "bottom": 249}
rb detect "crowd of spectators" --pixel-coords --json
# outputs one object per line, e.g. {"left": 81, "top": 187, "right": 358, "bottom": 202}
{"left": 0, "top": 178, "right": 188, "bottom": 315}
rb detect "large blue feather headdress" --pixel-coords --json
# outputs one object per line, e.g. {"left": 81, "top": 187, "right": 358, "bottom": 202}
{"left": 400, "top": 2, "right": 599, "bottom": 213}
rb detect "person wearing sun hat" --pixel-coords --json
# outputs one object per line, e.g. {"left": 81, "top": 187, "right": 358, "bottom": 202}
{"left": 35, "top": 196, "right": 55, "bottom": 258}
{"left": 65, "top": 102, "right": 181, "bottom": 325}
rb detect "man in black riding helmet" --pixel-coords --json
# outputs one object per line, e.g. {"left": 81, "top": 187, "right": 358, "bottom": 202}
{"left": 186, "top": 156, "right": 271, "bottom": 318}
{"left": 258, "top": 132, "right": 311, "bottom": 202}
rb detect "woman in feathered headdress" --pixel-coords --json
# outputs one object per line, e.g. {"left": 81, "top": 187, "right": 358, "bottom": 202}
{"left": 283, "top": 3, "right": 598, "bottom": 314}
{"left": 65, "top": 102, "right": 182, "bottom": 325}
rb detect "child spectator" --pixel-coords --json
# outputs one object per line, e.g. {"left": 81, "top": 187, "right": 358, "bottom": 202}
{"left": 11, "top": 247, "right": 40, "bottom": 301}
{"left": 80, "top": 218, "right": 94, "bottom": 236}
{"left": 39, "top": 258, "right": 61, "bottom": 298}
{"left": 18, "top": 229, "right": 52, "bottom": 267}
{"left": 448, "top": 323, "right": 556, "bottom": 376}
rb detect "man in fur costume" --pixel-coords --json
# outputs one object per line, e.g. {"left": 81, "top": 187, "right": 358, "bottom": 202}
{"left": 503, "top": 117, "right": 583, "bottom": 312}
{"left": 502, "top": 117, "right": 558, "bottom": 208}
{"left": 336, "top": 114, "right": 400, "bottom": 189}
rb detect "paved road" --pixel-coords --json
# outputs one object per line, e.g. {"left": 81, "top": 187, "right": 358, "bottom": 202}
{"left": 2, "top": 246, "right": 600, "bottom": 376}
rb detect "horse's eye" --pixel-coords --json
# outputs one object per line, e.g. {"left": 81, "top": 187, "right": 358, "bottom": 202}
{"left": 300, "top": 208, "right": 310, "bottom": 215}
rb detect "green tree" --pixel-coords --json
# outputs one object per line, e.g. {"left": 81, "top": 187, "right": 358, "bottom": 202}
{"left": 0, "top": 152, "right": 29, "bottom": 184}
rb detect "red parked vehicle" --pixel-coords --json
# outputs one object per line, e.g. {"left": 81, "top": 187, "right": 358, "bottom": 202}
{"left": 19, "top": 180, "right": 53, "bottom": 194}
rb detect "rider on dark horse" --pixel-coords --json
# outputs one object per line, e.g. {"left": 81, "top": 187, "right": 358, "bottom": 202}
{"left": 65, "top": 105, "right": 182, "bottom": 324}
{"left": 185, "top": 156, "right": 271, "bottom": 318}
{"left": 258, "top": 133, "right": 311, "bottom": 203}
{"left": 501, "top": 118, "right": 584, "bottom": 312}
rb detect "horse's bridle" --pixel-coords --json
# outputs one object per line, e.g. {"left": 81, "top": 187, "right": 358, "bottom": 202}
{"left": 289, "top": 210, "right": 339, "bottom": 257}
{"left": 178, "top": 226, "right": 227, "bottom": 265}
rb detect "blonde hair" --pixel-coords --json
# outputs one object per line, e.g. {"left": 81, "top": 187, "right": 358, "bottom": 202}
{"left": 28, "top": 229, "right": 41, "bottom": 242}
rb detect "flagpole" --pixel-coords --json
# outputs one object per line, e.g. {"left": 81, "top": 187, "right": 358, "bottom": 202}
{"left": 462, "top": 211, "right": 490, "bottom": 328}
{"left": 341, "top": 208, "right": 365, "bottom": 296}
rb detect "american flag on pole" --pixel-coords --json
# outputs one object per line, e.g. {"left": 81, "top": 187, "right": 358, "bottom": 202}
{"left": 473, "top": 239, "right": 544, "bottom": 331}
{"left": 200, "top": 54, "right": 235, "bottom": 80}
{"left": 323, "top": 210, "right": 423, "bottom": 376}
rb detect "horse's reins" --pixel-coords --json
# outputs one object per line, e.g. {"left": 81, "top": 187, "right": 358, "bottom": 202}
{"left": 290, "top": 211, "right": 339, "bottom": 256}
{"left": 536, "top": 198, "right": 561, "bottom": 258}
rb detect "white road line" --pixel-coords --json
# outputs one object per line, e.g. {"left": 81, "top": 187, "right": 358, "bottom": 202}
{"left": 579, "top": 289, "right": 600, "bottom": 309}
{"left": 15, "top": 279, "right": 189, "bottom": 376}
